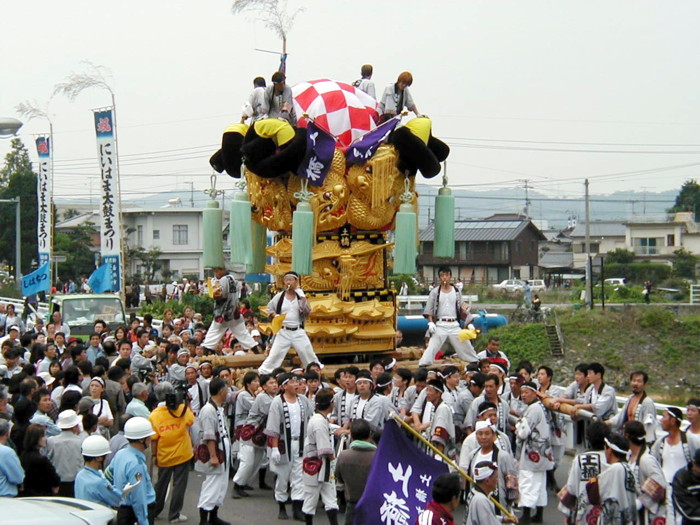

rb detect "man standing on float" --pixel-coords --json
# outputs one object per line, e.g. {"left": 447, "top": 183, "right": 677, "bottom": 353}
{"left": 202, "top": 264, "right": 259, "bottom": 354}
{"left": 259, "top": 272, "right": 322, "bottom": 374}
{"left": 419, "top": 266, "right": 478, "bottom": 367}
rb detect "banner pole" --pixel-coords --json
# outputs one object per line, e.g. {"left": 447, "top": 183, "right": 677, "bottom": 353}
{"left": 390, "top": 414, "right": 516, "bottom": 520}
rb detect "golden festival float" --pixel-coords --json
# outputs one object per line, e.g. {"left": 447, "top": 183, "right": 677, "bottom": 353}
{"left": 204, "top": 79, "right": 456, "bottom": 367}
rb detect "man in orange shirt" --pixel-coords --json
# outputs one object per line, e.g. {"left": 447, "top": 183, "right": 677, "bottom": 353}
{"left": 149, "top": 382, "right": 195, "bottom": 523}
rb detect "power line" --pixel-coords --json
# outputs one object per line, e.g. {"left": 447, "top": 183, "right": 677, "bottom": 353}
{"left": 443, "top": 136, "right": 700, "bottom": 147}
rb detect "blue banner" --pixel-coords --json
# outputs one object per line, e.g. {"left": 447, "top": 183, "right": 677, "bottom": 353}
{"left": 21, "top": 263, "right": 50, "bottom": 297}
{"left": 94, "top": 110, "right": 114, "bottom": 138}
{"left": 354, "top": 420, "right": 449, "bottom": 525}
{"left": 88, "top": 259, "right": 119, "bottom": 293}
{"left": 346, "top": 117, "right": 400, "bottom": 164}
{"left": 297, "top": 121, "right": 336, "bottom": 187}
{"left": 35, "top": 136, "right": 50, "bottom": 157}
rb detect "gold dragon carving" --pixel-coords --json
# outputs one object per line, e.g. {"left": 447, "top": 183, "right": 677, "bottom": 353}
{"left": 288, "top": 149, "right": 348, "bottom": 233}
{"left": 346, "top": 144, "right": 409, "bottom": 230}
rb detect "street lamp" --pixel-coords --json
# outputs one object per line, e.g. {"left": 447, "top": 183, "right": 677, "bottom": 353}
{"left": 0, "top": 117, "right": 23, "bottom": 137}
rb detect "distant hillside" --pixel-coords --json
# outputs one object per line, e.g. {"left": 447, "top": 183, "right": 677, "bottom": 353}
{"left": 55, "top": 184, "right": 679, "bottom": 230}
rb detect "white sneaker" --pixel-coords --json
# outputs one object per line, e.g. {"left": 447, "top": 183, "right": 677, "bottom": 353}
{"left": 169, "top": 515, "right": 188, "bottom": 523}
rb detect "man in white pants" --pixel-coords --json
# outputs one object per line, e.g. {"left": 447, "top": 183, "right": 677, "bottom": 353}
{"left": 265, "top": 374, "right": 314, "bottom": 521}
{"left": 259, "top": 271, "right": 322, "bottom": 374}
{"left": 202, "top": 265, "right": 258, "bottom": 353}
{"left": 419, "top": 266, "right": 478, "bottom": 367}
{"left": 195, "top": 378, "right": 231, "bottom": 525}
{"left": 302, "top": 389, "right": 339, "bottom": 525}
{"left": 516, "top": 381, "right": 553, "bottom": 524}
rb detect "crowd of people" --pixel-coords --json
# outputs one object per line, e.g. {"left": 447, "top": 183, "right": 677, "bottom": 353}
{"left": 0, "top": 264, "right": 698, "bottom": 525}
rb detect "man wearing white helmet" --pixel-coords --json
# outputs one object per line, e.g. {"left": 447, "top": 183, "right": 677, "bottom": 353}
{"left": 75, "top": 434, "right": 140, "bottom": 508}
{"left": 110, "top": 417, "right": 156, "bottom": 525}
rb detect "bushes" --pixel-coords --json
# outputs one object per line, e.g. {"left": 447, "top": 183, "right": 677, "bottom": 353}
{"left": 139, "top": 294, "right": 214, "bottom": 324}
{"left": 139, "top": 290, "right": 271, "bottom": 325}
{"left": 477, "top": 323, "right": 550, "bottom": 365}
{"left": 603, "top": 262, "right": 671, "bottom": 284}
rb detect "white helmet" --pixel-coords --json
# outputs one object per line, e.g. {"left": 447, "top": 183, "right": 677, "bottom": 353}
{"left": 124, "top": 417, "right": 156, "bottom": 440}
{"left": 81, "top": 435, "right": 111, "bottom": 457}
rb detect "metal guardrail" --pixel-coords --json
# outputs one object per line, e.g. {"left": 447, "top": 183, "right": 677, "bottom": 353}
{"left": 691, "top": 284, "right": 700, "bottom": 304}
{"left": 0, "top": 296, "right": 49, "bottom": 318}
{"left": 397, "top": 294, "right": 479, "bottom": 310}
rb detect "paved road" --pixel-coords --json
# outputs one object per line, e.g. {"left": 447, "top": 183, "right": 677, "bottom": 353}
{"left": 165, "top": 455, "right": 572, "bottom": 524}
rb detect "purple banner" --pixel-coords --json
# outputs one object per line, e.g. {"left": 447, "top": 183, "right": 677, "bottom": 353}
{"left": 297, "top": 121, "right": 336, "bottom": 187}
{"left": 345, "top": 117, "right": 399, "bottom": 164}
{"left": 354, "top": 420, "right": 449, "bottom": 525}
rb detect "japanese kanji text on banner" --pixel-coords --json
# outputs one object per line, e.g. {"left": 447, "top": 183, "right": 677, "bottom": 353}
{"left": 35, "top": 136, "right": 52, "bottom": 268}
{"left": 354, "top": 420, "right": 449, "bottom": 525}
{"left": 93, "top": 109, "right": 121, "bottom": 292}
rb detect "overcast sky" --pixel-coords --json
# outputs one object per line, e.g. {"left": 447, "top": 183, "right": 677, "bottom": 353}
{"left": 2, "top": 0, "right": 699, "bottom": 211}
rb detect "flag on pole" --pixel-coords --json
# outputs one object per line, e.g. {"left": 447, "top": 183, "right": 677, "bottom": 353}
{"left": 21, "top": 263, "right": 50, "bottom": 297}
{"left": 353, "top": 420, "right": 449, "bottom": 525}
{"left": 297, "top": 121, "right": 336, "bottom": 187}
{"left": 88, "top": 263, "right": 112, "bottom": 293}
{"left": 35, "top": 136, "right": 52, "bottom": 268}
{"left": 93, "top": 108, "right": 122, "bottom": 291}
{"left": 345, "top": 116, "right": 400, "bottom": 164}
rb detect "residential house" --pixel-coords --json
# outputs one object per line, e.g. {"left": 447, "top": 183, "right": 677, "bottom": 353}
{"left": 55, "top": 206, "right": 229, "bottom": 280}
{"left": 569, "top": 221, "right": 626, "bottom": 269}
{"left": 625, "top": 212, "right": 700, "bottom": 264}
{"left": 418, "top": 214, "right": 546, "bottom": 284}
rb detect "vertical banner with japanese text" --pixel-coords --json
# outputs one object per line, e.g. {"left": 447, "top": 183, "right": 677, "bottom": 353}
{"left": 93, "top": 109, "right": 121, "bottom": 292}
{"left": 35, "top": 136, "right": 52, "bottom": 269}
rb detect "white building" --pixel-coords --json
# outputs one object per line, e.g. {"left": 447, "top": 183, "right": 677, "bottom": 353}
{"left": 569, "top": 221, "right": 627, "bottom": 269}
{"left": 625, "top": 212, "right": 700, "bottom": 263}
{"left": 55, "top": 206, "right": 229, "bottom": 280}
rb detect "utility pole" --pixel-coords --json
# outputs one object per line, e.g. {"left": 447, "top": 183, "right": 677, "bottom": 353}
{"left": 519, "top": 179, "right": 532, "bottom": 217}
{"left": 185, "top": 182, "right": 195, "bottom": 208}
{"left": 584, "top": 179, "right": 593, "bottom": 308}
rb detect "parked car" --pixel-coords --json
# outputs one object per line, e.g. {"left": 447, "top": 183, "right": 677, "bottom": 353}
{"left": 491, "top": 279, "right": 526, "bottom": 293}
{"left": 596, "top": 277, "right": 627, "bottom": 288}
{"left": 527, "top": 279, "right": 547, "bottom": 294}
{"left": 604, "top": 278, "right": 627, "bottom": 287}
{"left": 0, "top": 497, "right": 115, "bottom": 524}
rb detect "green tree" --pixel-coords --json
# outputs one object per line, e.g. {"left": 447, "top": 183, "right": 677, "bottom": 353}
{"left": 669, "top": 180, "right": 700, "bottom": 221}
{"left": 62, "top": 208, "right": 82, "bottom": 221}
{"left": 605, "top": 248, "right": 636, "bottom": 264}
{"left": 0, "top": 138, "right": 38, "bottom": 274}
{"left": 672, "top": 247, "right": 698, "bottom": 279}
{"left": 54, "top": 221, "right": 99, "bottom": 281}
{"left": 130, "top": 247, "right": 163, "bottom": 282}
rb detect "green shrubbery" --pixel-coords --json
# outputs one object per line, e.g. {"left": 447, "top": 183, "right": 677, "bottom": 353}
{"left": 603, "top": 262, "right": 672, "bottom": 284}
{"left": 138, "top": 290, "right": 271, "bottom": 325}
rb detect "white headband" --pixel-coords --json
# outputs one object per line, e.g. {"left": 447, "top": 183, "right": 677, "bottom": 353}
{"left": 477, "top": 407, "right": 496, "bottom": 418}
{"left": 474, "top": 420, "right": 494, "bottom": 432}
{"left": 377, "top": 380, "right": 393, "bottom": 388}
{"left": 355, "top": 377, "right": 373, "bottom": 384}
{"left": 521, "top": 384, "right": 538, "bottom": 393}
{"left": 605, "top": 438, "right": 631, "bottom": 459}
